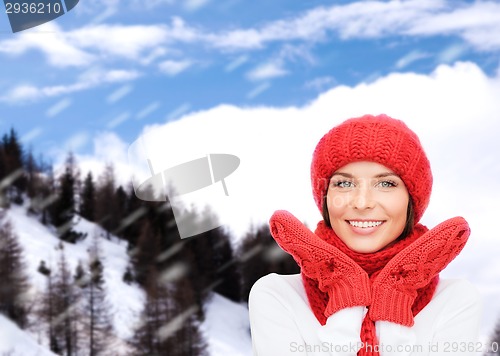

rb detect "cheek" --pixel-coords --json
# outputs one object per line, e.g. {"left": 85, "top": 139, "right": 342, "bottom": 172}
{"left": 326, "top": 192, "right": 349, "bottom": 218}
{"left": 384, "top": 192, "right": 409, "bottom": 222}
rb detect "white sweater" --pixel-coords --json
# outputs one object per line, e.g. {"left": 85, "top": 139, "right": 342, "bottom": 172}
{"left": 249, "top": 273, "right": 483, "bottom": 356}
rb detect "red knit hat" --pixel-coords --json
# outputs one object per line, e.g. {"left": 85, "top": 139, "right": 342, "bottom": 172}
{"left": 311, "top": 114, "right": 432, "bottom": 223}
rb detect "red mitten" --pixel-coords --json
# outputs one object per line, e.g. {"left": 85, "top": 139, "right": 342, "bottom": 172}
{"left": 369, "top": 217, "right": 470, "bottom": 326}
{"left": 269, "top": 210, "right": 371, "bottom": 317}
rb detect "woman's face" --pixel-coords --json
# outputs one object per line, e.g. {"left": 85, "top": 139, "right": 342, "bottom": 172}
{"left": 325, "top": 161, "right": 409, "bottom": 253}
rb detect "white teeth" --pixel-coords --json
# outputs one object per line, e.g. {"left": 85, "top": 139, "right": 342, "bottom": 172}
{"left": 348, "top": 221, "right": 383, "bottom": 228}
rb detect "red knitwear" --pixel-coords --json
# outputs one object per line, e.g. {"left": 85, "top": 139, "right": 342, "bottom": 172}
{"left": 310, "top": 114, "right": 433, "bottom": 223}
{"left": 270, "top": 210, "right": 470, "bottom": 356}
{"left": 268, "top": 113, "right": 471, "bottom": 356}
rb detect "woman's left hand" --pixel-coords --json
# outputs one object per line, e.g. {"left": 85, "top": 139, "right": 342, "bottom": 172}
{"left": 369, "top": 216, "right": 470, "bottom": 326}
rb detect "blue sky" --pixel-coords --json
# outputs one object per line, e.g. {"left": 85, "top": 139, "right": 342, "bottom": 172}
{"left": 1, "top": 0, "right": 500, "bottom": 160}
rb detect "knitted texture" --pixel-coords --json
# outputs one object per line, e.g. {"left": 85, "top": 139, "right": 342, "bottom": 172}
{"left": 269, "top": 210, "right": 372, "bottom": 316}
{"left": 308, "top": 215, "right": 432, "bottom": 324}
{"left": 310, "top": 114, "right": 432, "bottom": 223}
{"left": 369, "top": 216, "right": 470, "bottom": 326}
{"left": 269, "top": 210, "right": 468, "bottom": 356}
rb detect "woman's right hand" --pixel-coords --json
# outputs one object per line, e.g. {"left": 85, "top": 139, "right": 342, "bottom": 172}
{"left": 269, "top": 210, "right": 372, "bottom": 317}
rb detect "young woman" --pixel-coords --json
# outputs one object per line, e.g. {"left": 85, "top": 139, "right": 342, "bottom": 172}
{"left": 248, "top": 114, "right": 482, "bottom": 356}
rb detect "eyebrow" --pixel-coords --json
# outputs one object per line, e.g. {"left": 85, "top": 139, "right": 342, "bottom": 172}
{"left": 331, "top": 172, "right": 400, "bottom": 179}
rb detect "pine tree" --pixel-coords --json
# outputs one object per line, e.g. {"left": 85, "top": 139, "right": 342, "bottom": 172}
{"left": 131, "top": 219, "right": 161, "bottom": 287}
{"left": 183, "top": 230, "right": 212, "bottom": 313}
{"left": 210, "top": 226, "right": 241, "bottom": 302}
{"left": 238, "top": 222, "right": 300, "bottom": 302}
{"left": 0, "top": 213, "right": 29, "bottom": 328}
{"left": 41, "top": 261, "right": 61, "bottom": 354}
{"left": 112, "top": 185, "right": 129, "bottom": 237}
{"left": 47, "top": 244, "right": 82, "bottom": 355}
{"left": 119, "top": 183, "right": 147, "bottom": 248}
{"left": 95, "top": 163, "right": 118, "bottom": 239}
{"left": 130, "top": 267, "right": 171, "bottom": 355}
{"left": 28, "top": 158, "right": 56, "bottom": 225}
{"left": 24, "top": 147, "right": 39, "bottom": 200}
{"left": 50, "top": 153, "right": 85, "bottom": 243}
{"left": 167, "top": 277, "right": 209, "bottom": 356}
{"left": 130, "top": 267, "right": 208, "bottom": 356}
{"left": 0, "top": 128, "right": 27, "bottom": 206}
{"left": 80, "top": 236, "right": 115, "bottom": 356}
{"left": 172, "top": 205, "right": 241, "bottom": 305}
{"left": 80, "top": 172, "right": 96, "bottom": 222}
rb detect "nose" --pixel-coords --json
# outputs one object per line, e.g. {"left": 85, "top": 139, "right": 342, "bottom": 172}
{"left": 350, "top": 187, "right": 375, "bottom": 210}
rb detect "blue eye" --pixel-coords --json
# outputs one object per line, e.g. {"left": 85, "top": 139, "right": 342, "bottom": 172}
{"left": 378, "top": 180, "right": 397, "bottom": 188}
{"left": 333, "top": 180, "right": 354, "bottom": 188}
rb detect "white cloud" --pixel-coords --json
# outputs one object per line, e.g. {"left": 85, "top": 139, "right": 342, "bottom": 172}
{"left": 158, "top": 59, "right": 193, "bottom": 76}
{"left": 2, "top": 1, "right": 500, "bottom": 72}
{"left": 107, "top": 112, "right": 131, "bottom": 129}
{"left": 210, "top": 0, "right": 500, "bottom": 53}
{"left": 436, "top": 43, "right": 468, "bottom": 64}
{"left": 2, "top": 85, "right": 41, "bottom": 103}
{"left": 184, "top": 0, "right": 210, "bottom": 11}
{"left": 20, "top": 127, "right": 43, "bottom": 143}
{"left": 0, "top": 19, "right": 200, "bottom": 67}
{"left": 225, "top": 55, "right": 249, "bottom": 72}
{"left": 166, "top": 103, "right": 191, "bottom": 121}
{"left": 246, "top": 82, "right": 270, "bottom": 99}
{"left": 246, "top": 62, "right": 288, "bottom": 81}
{"left": 136, "top": 102, "right": 161, "bottom": 120}
{"left": 68, "top": 24, "right": 171, "bottom": 60}
{"left": 305, "top": 76, "right": 336, "bottom": 91}
{"left": 139, "top": 47, "right": 168, "bottom": 66}
{"left": 407, "top": 1, "right": 500, "bottom": 51}
{"left": 62, "top": 132, "right": 135, "bottom": 186}
{"left": 0, "top": 22, "right": 95, "bottom": 67}
{"left": 107, "top": 84, "right": 133, "bottom": 104}
{"left": 63, "top": 132, "right": 90, "bottom": 153}
{"left": 395, "top": 50, "right": 430, "bottom": 69}
{"left": 130, "top": 0, "right": 175, "bottom": 10}
{"left": 209, "top": 0, "right": 448, "bottom": 49}
{"left": 46, "top": 98, "right": 72, "bottom": 117}
{"left": 73, "top": 61, "right": 500, "bottom": 249}
{"left": 0, "top": 68, "right": 141, "bottom": 103}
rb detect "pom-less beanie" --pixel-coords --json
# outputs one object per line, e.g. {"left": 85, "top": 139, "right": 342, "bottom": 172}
{"left": 311, "top": 114, "right": 433, "bottom": 223}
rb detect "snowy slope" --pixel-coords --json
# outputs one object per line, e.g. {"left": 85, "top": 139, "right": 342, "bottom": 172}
{"left": 203, "top": 294, "right": 252, "bottom": 356}
{"left": 2, "top": 203, "right": 254, "bottom": 355}
{"left": 0, "top": 315, "right": 57, "bottom": 356}
{"left": 7, "top": 204, "right": 145, "bottom": 344}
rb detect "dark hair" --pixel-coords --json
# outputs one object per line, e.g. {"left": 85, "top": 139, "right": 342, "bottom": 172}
{"left": 322, "top": 195, "right": 415, "bottom": 240}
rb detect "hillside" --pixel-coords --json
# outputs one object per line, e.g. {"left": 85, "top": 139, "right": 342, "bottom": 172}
{"left": 1, "top": 203, "right": 252, "bottom": 355}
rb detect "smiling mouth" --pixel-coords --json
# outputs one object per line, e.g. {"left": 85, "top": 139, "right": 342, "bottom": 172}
{"left": 347, "top": 220, "right": 384, "bottom": 228}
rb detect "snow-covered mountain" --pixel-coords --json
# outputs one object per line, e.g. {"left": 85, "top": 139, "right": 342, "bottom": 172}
{"left": 1, "top": 203, "right": 252, "bottom": 355}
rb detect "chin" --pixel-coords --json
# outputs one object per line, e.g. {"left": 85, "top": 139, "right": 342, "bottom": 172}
{"left": 346, "top": 242, "right": 384, "bottom": 254}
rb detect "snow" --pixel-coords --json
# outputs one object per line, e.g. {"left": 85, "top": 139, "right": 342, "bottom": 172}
{"left": 202, "top": 294, "right": 252, "bottom": 356}
{"left": 1, "top": 203, "right": 254, "bottom": 355}
{"left": 0, "top": 315, "right": 57, "bottom": 356}
{"left": 6, "top": 204, "right": 145, "bottom": 341}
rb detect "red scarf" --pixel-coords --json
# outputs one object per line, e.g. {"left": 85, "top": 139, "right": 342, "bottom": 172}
{"left": 302, "top": 221, "right": 439, "bottom": 356}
